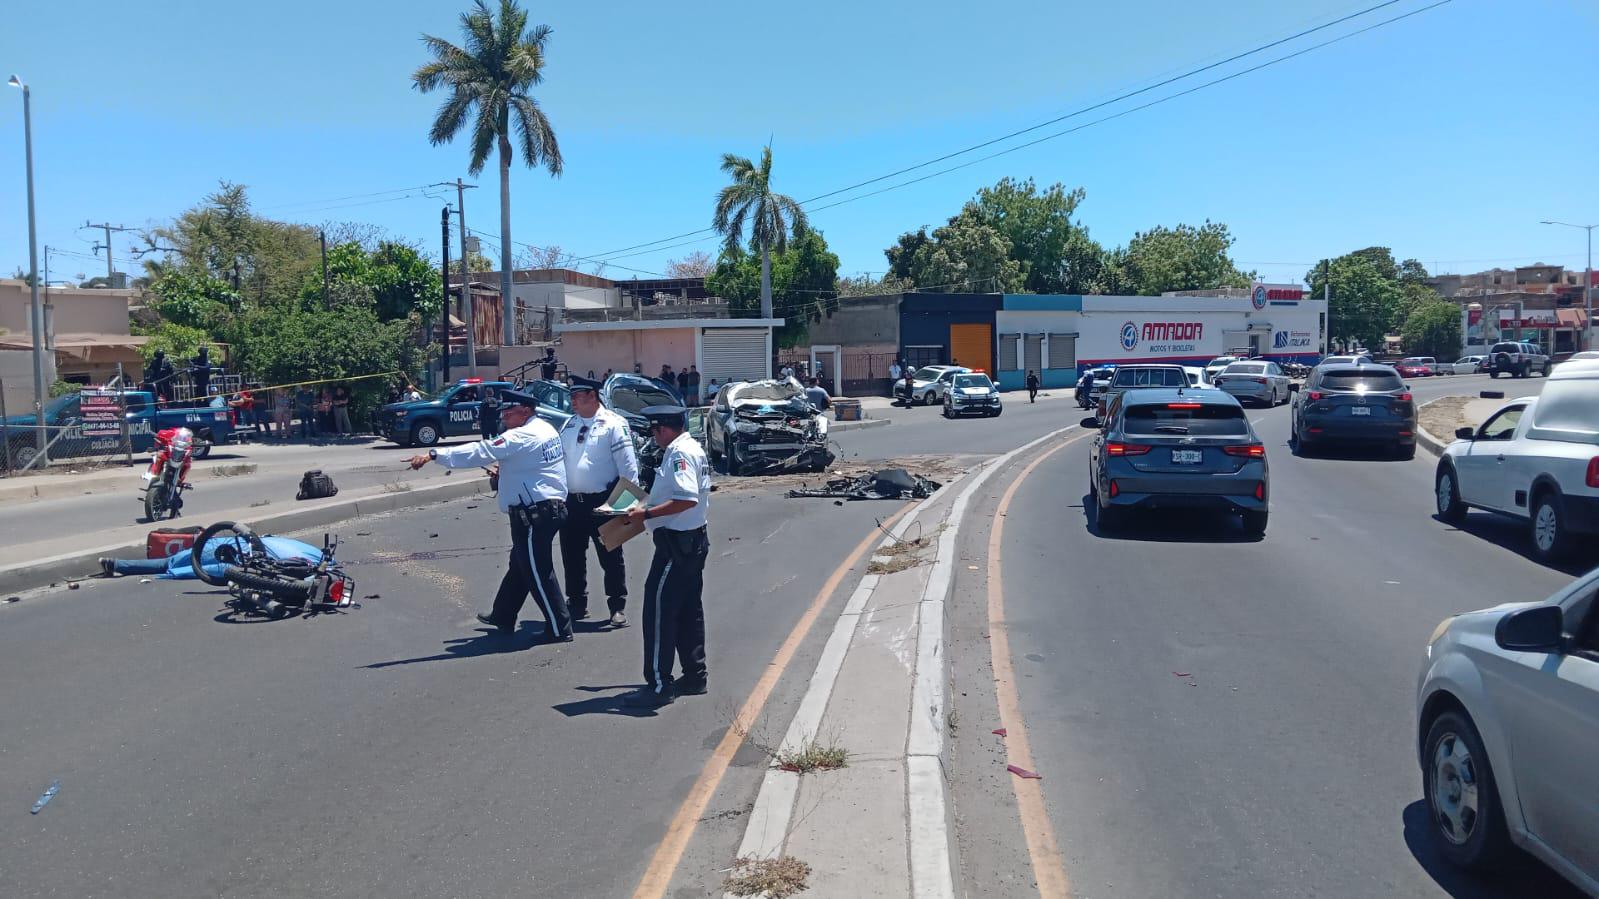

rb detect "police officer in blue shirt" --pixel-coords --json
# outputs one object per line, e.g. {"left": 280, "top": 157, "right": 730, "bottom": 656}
{"left": 621, "top": 405, "right": 712, "bottom": 709}
{"left": 409, "top": 388, "right": 573, "bottom": 643}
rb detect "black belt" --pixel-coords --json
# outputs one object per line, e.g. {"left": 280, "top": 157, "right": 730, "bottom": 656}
{"left": 569, "top": 489, "right": 610, "bottom": 503}
{"left": 656, "top": 525, "right": 707, "bottom": 535}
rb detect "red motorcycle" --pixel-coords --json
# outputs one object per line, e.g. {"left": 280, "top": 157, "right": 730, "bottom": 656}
{"left": 142, "top": 426, "right": 196, "bottom": 521}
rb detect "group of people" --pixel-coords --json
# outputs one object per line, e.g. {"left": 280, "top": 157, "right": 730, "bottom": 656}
{"left": 228, "top": 383, "right": 362, "bottom": 441}
{"left": 408, "top": 381, "right": 711, "bottom": 710}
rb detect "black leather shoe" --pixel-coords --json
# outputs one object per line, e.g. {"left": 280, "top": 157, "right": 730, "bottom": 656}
{"left": 570, "top": 606, "right": 590, "bottom": 621}
{"left": 675, "top": 678, "right": 708, "bottom": 696}
{"left": 475, "top": 612, "right": 513, "bottom": 634}
{"left": 543, "top": 631, "right": 575, "bottom": 644}
{"left": 623, "top": 687, "right": 674, "bottom": 709}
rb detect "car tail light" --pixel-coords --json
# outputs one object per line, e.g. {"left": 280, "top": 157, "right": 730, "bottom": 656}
{"left": 1166, "top": 403, "right": 1202, "bottom": 409}
{"left": 1254, "top": 377, "right": 1268, "bottom": 385}
{"left": 1588, "top": 457, "right": 1599, "bottom": 489}
{"left": 1307, "top": 391, "right": 1324, "bottom": 401}
{"left": 1108, "top": 480, "right": 1120, "bottom": 497}
{"left": 1254, "top": 482, "right": 1265, "bottom": 500}
{"left": 1395, "top": 392, "right": 1412, "bottom": 402}
{"left": 1223, "top": 444, "right": 1266, "bottom": 458}
{"left": 1106, "top": 442, "right": 1152, "bottom": 457}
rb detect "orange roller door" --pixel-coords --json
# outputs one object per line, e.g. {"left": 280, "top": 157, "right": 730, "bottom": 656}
{"left": 949, "top": 322, "right": 993, "bottom": 374}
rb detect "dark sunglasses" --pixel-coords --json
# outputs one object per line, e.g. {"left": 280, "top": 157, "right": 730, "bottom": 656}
{"left": 576, "top": 424, "right": 589, "bottom": 443}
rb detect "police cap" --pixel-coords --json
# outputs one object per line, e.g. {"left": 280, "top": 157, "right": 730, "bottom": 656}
{"left": 497, "top": 388, "right": 540, "bottom": 408}
{"left": 568, "top": 381, "right": 597, "bottom": 395}
{"left": 641, "top": 404, "right": 687, "bottom": 429}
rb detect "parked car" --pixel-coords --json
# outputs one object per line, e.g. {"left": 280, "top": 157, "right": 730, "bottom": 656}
{"left": 942, "top": 372, "right": 1003, "bottom": 418}
{"left": 1484, "top": 341, "right": 1552, "bottom": 379}
{"left": 1415, "top": 567, "right": 1599, "bottom": 894}
{"left": 1202, "top": 356, "right": 1241, "bottom": 384}
{"left": 1075, "top": 365, "right": 1117, "bottom": 409}
{"left": 1434, "top": 357, "right": 1599, "bottom": 562}
{"left": 1449, "top": 355, "right": 1486, "bottom": 375}
{"left": 1316, "top": 354, "right": 1375, "bottom": 367}
{"left": 1212, "top": 360, "right": 1290, "bottom": 406}
{"left": 1098, "top": 364, "right": 1190, "bottom": 418}
{"left": 3, "top": 389, "right": 236, "bottom": 470}
{"left": 894, "top": 365, "right": 970, "bottom": 406}
{"left": 1182, "top": 366, "right": 1205, "bottom": 388}
{"left": 1289, "top": 363, "right": 1416, "bottom": 458}
{"left": 1397, "top": 357, "right": 1438, "bottom": 378}
{"left": 1086, "top": 388, "right": 1269, "bottom": 536}
{"left": 377, "top": 378, "right": 571, "bottom": 447}
{"left": 705, "top": 379, "right": 833, "bottom": 476}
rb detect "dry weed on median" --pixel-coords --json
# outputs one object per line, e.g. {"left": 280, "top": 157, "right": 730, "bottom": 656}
{"left": 723, "top": 855, "right": 812, "bottom": 898}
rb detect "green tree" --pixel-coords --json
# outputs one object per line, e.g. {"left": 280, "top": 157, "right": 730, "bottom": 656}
{"left": 906, "top": 208, "right": 1024, "bottom": 293}
{"left": 884, "top": 228, "right": 931, "bottom": 281}
{"left": 969, "top": 177, "right": 1107, "bottom": 293}
{"left": 1318, "top": 256, "right": 1403, "bottom": 352}
{"left": 707, "top": 230, "right": 840, "bottom": 347}
{"left": 415, "top": 0, "right": 563, "bottom": 345}
{"left": 134, "top": 322, "right": 211, "bottom": 364}
{"left": 1111, "top": 221, "right": 1253, "bottom": 295}
{"left": 712, "top": 145, "right": 808, "bottom": 321}
{"left": 148, "top": 182, "right": 320, "bottom": 307}
{"left": 1401, "top": 300, "right": 1464, "bottom": 360}
{"left": 148, "top": 270, "right": 240, "bottom": 330}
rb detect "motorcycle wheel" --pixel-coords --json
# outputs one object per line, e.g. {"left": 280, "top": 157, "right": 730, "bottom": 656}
{"left": 193, "top": 521, "right": 269, "bottom": 586}
{"left": 224, "top": 565, "right": 315, "bottom": 605}
{"left": 144, "top": 484, "right": 167, "bottom": 522}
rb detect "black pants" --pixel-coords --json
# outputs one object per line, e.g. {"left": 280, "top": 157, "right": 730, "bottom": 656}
{"left": 480, "top": 410, "right": 499, "bottom": 440}
{"left": 490, "top": 502, "right": 572, "bottom": 638}
{"left": 1028, "top": 386, "right": 1038, "bottom": 403}
{"left": 641, "top": 527, "right": 709, "bottom": 694}
{"left": 559, "top": 489, "right": 627, "bottom": 616}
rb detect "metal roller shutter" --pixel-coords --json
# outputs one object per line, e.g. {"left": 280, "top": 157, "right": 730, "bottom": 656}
{"left": 1023, "top": 335, "right": 1044, "bottom": 371}
{"left": 700, "top": 328, "right": 769, "bottom": 386}
{"left": 1048, "top": 333, "right": 1076, "bottom": 369}
{"left": 998, "top": 334, "right": 1020, "bottom": 371}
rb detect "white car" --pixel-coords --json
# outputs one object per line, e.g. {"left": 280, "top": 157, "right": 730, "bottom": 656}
{"left": 1212, "top": 360, "right": 1291, "bottom": 406}
{"left": 894, "top": 365, "right": 970, "bottom": 406}
{"left": 1202, "top": 356, "right": 1240, "bottom": 384}
{"left": 1415, "top": 568, "right": 1599, "bottom": 893}
{"left": 1435, "top": 357, "right": 1599, "bottom": 563}
{"left": 941, "top": 372, "right": 1002, "bottom": 418}
{"left": 1449, "top": 355, "right": 1486, "bottom": 375}
{"left": 1317, "top": 354, "right": 1375, "bottom": 367}
{"left": 1182, "top": 366, "right": 1205, "bottom": 388}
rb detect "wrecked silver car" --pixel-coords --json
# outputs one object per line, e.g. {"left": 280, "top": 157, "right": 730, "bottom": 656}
{"left": 706, "top": 379, "right": 835, "bottom": 475}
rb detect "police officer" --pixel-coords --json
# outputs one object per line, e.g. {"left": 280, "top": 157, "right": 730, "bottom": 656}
{"left": 621, "top": 405, "right": 711, "bottom": 709}
{"left": 408, "top": 389, "right": 573, "bottom": 643}
{"left": 558, "top": 381, "right": 639, "bottom": 627}
{"left": 480, "top": 387, "right": 502, "bottom": 439}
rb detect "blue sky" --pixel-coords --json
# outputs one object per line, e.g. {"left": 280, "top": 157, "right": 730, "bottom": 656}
{"left": 3, "top": 0, "right": 1597, "bottom": 287}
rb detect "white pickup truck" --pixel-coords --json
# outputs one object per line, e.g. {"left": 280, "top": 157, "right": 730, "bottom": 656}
{"left": 1434, "top": 357, "right": 1599, "bottom": 562}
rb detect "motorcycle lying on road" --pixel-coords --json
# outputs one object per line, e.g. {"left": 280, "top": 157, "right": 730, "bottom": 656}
{"left": 191, "top": 520, "right": 355, "bottom": 618}
{"left": 142, "top": 426, "right": 197, "bottom": 522}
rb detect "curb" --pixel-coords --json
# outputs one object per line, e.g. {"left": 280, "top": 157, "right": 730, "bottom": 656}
{"left": 0, "top": 477, "right": 490, "bottom": 597}
{"left": 829, "top": 418, "right": 891, "bottom": 433}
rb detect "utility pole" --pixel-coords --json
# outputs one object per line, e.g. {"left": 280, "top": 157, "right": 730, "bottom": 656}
{"left": 1540, "top": 221, "right": 1595, "bottom": 352}
{"left": 11, "top": 75, "right": 47, "bottom": 466}
{"left": 320, "top": 230, "right": 330, "bottom": 309}
{"left": 1322, "top": 258, "right": 1333, "bottom": 354}
{"left": 85, "top": 220, "right": 131, "bottom": 285}
{"left": 440, "top": 206, "right": 452, "bottom": 385}
{"left": 455, "top": 179, "right": 479, "bottom": 375}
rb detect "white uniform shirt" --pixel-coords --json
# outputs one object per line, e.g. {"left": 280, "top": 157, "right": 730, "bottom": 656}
{"left": 560, "top": 407, "right": 640, "bottom": 494}
{"left": 645, "top": 432, "right": 710, "bottom": 532}
{"left": 432, "top": 417, "right": 566, "bottom": 512}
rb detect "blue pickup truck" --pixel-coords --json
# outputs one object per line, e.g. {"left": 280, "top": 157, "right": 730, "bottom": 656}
{"left": 376, "top": 378, "right": 573, "bottom": 447}
{"left": 3, "top": 390, "right": 236, "bottom": 469}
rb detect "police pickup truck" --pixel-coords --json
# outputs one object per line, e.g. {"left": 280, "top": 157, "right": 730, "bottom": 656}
{"left": 377, "top": 377, "right": 573, "bottom": 447}
{"left": 3, "top": 389, "right": 236, "bottom": 469}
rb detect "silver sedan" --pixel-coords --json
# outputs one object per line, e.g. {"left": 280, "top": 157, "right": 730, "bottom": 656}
{"left": 1212, "top": 360, "right": 1291, "bottom": 406}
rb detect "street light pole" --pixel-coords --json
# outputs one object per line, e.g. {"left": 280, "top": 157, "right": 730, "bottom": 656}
{"left": 1540, "top": 220, "right": 1596, "bottom": 351}
{"left": 10, "top": 75, "right": 47, "bottom": 466}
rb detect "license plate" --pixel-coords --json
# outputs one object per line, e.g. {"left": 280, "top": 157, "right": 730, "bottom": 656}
{"left": 1351, "top": 406, "right": 1372, "bottom": 416}
{"left": 1171, "top": 449, "right": 1203, "bottom": 464}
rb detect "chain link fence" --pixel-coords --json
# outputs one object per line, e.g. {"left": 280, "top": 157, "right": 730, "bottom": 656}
{"left": 1, "top": 381, "right": 135, "bottom": 475}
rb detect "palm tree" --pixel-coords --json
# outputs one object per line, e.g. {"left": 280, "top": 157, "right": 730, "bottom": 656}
{"left": 413, "top": 0, "right": 562, "bottom": 346}
{"left": 713, "top": 146, "right": 808, "bottom": 321}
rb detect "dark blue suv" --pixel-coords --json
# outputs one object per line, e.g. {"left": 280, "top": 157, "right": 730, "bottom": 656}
{"left": 377, "top": 378, "right": 572, "bottom": 447}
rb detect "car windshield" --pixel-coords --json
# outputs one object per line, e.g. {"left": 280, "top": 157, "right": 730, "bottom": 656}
{"left": 1223, "top": 363, "right": 1266, "bottom": 375}
{"left": 608, "top": 383, "right": 679, "bottom": 414}
{"left": 1112, "top": 368, "right": 1186, "bottom": 387}
{"left": 1530, "top": 382, "right": 1599, "bottom": 436}
{"left": 953, "top": 375, "right": 992, "bottom": 389}
{"left": 1124, "top": 403, "right": 1249, "bottom": 436}
{"left": 41, "top": 395, "right": 79, "bottom": 417}
{"left": 913, "top": 367, "right": 944, "bottom": 381}
{"left": 1318, "top": 371, "right": 1404, "bottom": 391}
{"left": 1206, "top": 357, "right": 1236, "bottom": 367}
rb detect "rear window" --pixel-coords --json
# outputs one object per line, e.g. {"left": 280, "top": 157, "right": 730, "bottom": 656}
{"left": 1318, "top": 371, "right": 1404, "bottom": 391}
{"left": 1223, "top": 363, "right": 1266, "bottom": 375}
{"left": 1491, "top": 343, "right": 1520, "bottom": 354}
{"left": 1124, "top": 403, "right": 1249, "bottom": 436}
{"left": 1113, "top": 368, "right": 1187, "bottom": 387}
{"left": 1531, "top": 382, "right": 1599, "bottom": 435}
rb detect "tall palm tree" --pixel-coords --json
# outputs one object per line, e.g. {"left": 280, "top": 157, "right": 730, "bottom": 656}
{"left": 413, "top": 0, "right": 562, "bottom": 346}
{"left": 713, "top": 146, "right": 808, "bottom": 321}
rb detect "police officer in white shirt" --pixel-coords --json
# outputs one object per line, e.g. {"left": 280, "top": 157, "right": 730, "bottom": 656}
{"left": 558, "top": 382, "right": 640, "bottom": 627}
{"left": 620, "top": 405, "right": 711, "bottom": 709}
{"left": 409, "top": 389, "right": 573, "bottom": 643}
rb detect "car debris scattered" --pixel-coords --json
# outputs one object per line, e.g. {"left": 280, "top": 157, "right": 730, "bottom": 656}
{"left": 31, "top": 779, "right": 60, "bottom": 814}
{"left": 787, "top": 468, "right": 942, "bottom": 501}
{"left": 707, "top": 379, "right": 835, "bottom": 476}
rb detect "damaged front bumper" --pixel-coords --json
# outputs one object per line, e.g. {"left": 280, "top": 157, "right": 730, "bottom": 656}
{"left": 729, "top": 432, "right": 835, "bottom": 474}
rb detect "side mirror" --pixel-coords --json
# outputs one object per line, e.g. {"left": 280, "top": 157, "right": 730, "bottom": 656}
{"left": 1079, "top": 416, "right": 1101, "bottom": 429}
{"left": 1455, "top": 427, "right": 1476, "bottom": 440}
{"left": 1494, "top": 605, "right": 1563, "bottom": 653}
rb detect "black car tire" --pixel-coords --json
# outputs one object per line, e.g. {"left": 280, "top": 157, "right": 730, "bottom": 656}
{"left": 989, "top": 408, "right": 1001, "bottom": 418}
{"left": 1488, "top": 369, "right": 1500, "bottom": 379}
{"left": 411, "top": 421, "right": 441, "bottom": 447}
{"left": 922, "top": 391, "right": 938, "bottom": 406}
{"left": 1529, "top": 489, "right": 1577, "bottom": 563}
{"left": 1423, "top": 711, "right": 1511, "bottom": 871}
{"left": 192, "top": 434, "right": 213, "bottom": 460}
{"left": 1395, "top": 442, "right": 1416, "bottom": 461}
{"left": 1542, "top": 361, "right": 1552, "bottom": 377}
{"left": 1242, "top": 509, "right": 1268, "bottom": 537}
{"left": 1094, "top": 490, "right": 1123, "bottom": 532}
{"left": 1435, "top": 463, "right": 1467, "bottom": 524}
{"left": 725, "top": 439, "right": 744, "bottom": 476}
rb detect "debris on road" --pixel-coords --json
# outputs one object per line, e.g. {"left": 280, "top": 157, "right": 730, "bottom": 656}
{"left": 787, "top": 468, "right": 942, "bottom": 501}
{"left": 992, "top": 727, "right": 1008, "bottom": 737}
{"left": 1172, "top": 671, "right": 1191, "bottom": 677}
{"left": 1007, "top": 764, "right": 1042, "bottom": 780}
{"left": 31, "top": 780, "right": 60, "bottom": 814}
{"left": 724, "top": 855, "right": 812, "bottom": 898}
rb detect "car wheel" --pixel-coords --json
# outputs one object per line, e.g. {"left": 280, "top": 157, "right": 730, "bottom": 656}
{"left": 1423, "top": 711, "right": 1512, "bottom": 871}
{"left": 990, "top": 408, "right": 1002, "bottom": 418}
{"left": 1435, "top": 464, "right": 1467, "bottom": 524}
{"left": 411, "top": 422, "right": 441, "bottom": 447}
{"left": 1529, "top": 490, "right": 1576, "bottom": 562}
{"left": 1542, "top": 362, "right": 1552, "bottom": 377}
{"left": 1488, "top": 369, "right": 1500, "bottom": 379}
{"left": 1095, "top": 498, "right": 1122, "bottom": 532}
{"left": 1241, "top": 509, "right": 1268, "bottom": 537}
{"left": 922, "top": 391, "right": 938, "bottom": 406}
{"left": 1394, "top": 442, "right": 1416, "bottom": 461}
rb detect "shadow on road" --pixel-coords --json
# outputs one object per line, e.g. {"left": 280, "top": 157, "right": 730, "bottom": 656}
{"left": 1080, "top": 494, "right": 1263, "bottom": 544}
{"left": 360, "top": 625, "right": 553, "bottom": 668}
{"left": 553, "top": 685, "right": 660, "bottom": 719}
{"left": 1435, "top": 513, "right": 1595, "bottom": 578}
{"left": 1290, "top": 441, "right": 1415, "bottom": 463}
{"left": 1401, "top": 800, "right": 1584, "bottom": 898}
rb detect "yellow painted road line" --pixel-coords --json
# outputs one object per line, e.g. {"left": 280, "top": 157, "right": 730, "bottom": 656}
{"left": 631, "top": 502, "right": 917, "bottom": 899}
{"left": 987, "top": 433, "right": 1087, "bottom": 898}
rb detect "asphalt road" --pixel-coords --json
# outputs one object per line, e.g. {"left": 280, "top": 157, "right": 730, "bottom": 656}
{"left": 0, "top": 482, "right": 913, "bottom": 897}
{"left": 945, "top": 377, "right": 1587, "bottom": 898}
